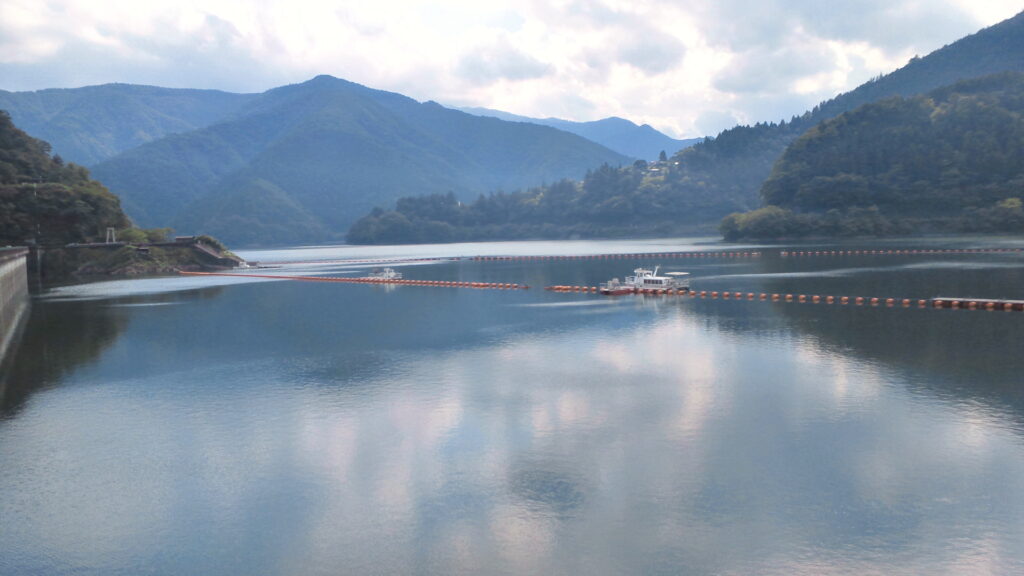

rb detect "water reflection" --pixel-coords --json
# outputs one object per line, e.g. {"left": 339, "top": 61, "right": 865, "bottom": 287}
{"left": 1, "top": 301, "right": 128, "bottom": 417}
{"left": 0, "top": 287, "right": 226, "bottom": 417}
{"left": 1, "top": 240, "right": 1024, "bottom": 574}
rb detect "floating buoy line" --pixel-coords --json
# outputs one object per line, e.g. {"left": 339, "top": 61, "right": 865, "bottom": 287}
{"left": 258, "top": 250, "right": 762, "bottom": 267}
{"left": 257, "top": 246, "right": 1021, "bottom": 268}
{"left": 468, "top": 251, "right": 762, "bottom": 261}
{"left": 256, "top": 256, "right": 457, "bottom": 266}
{"left": 781, "top": 248, "right": 1023, "bottom": 257}
{"left": 179, "top": 270, "right": 528, "bottom": 290}
{"left": 540, "top": 285, "right": 1024, "bottom": 312}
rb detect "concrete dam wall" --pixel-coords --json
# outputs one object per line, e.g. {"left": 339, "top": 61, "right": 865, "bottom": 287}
{"left": 0, "top": 247, "right": 29, "bottom": 364}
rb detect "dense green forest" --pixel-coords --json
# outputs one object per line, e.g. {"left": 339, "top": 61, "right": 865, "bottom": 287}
{"left": 722, "top": 73, "right": 1024, "bottom": 239}
{"left": 348, "top": 160, "right": 719, "bottom": 244}
{"left": 350, "top": 11, "right": 1024, "bottom": 245}
{"left": 0, "top": 110, "right": 130, "bottom": 246}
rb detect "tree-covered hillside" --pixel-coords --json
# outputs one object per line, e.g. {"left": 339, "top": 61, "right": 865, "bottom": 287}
{"left": 350, "top": 10, "right": 1024, "bottom": 244}
{"left": 671, "top": 9, "right": 1024, "bottom": 220}
{"left": 89, "top": 75, "right": 629, "bottom": 246}
{"left": 0, "top": 84, "right": 255, "bottom": 165}
{"left": 721, "top": 73, "right": 1024, "bottom": 239}
{"left": 348, "top": 161, "right": 707, "bottom": 244}
{"left": 0, "top": 111, "right": 130, "bottom": 246}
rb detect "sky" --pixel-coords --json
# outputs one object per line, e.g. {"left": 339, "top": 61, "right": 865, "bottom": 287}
{"left": 1, "top": 0, "right": 1022, "bottom": 138}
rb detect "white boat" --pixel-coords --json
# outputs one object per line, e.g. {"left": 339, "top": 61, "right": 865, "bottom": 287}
{"left": 600, "top": 266, "right": 690, "bottom": 295}
{"left": 367, "top": 267, "right": 403, "bottom": 281}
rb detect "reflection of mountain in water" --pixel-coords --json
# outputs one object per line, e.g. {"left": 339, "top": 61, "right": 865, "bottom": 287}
{"left": 0, "top": 287, "right": 224, "bottom": 417}
{"left": 678, "top": 254, "right": 1024, "bottom": 428}
{"left": 770, "top": 303, "right": 1024, "bottom": 423}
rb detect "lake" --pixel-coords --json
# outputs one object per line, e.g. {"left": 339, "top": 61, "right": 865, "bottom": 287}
{"left": 2, "top": 237, "right": 1024, "bottom": 575}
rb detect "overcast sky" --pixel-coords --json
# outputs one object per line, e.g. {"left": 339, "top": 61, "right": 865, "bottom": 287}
{"left": 2, "top": 0, "right": 1022, "bottom": 137}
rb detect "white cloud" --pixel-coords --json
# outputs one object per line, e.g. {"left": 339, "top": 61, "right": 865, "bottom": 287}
{"left": 0, "top": 0, "right": 1020, "bottom": 139}
{"left": 455, "top": 38, "right": 553, "bottom": 84}
{"left": 714, "top": 42, "right": 838, "bottom": 95}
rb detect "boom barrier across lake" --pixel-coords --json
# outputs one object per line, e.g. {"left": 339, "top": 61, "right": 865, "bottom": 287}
{"left": 199, "top": 244, "right": 1023, "bottom": 312}
{"left": 542, "top": 285, "right": 1024, "bottom": 312}
{"left": 179, "top": 270, "right": 528, "bottom": 290}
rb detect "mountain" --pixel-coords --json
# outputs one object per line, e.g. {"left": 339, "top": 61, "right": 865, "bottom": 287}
{"left": 659, "top": 10, "right": 1024, "bottom": 223}
{"left": 347, "top": 10, "right": 1024, "bottom": 244}
{"left": 458, "top": 107, "right": 699, "bottom": 160}
{"left": 0, "top": 111, "right": 130, "bottom": 246}
{"left": 721, "top": 72, "right": 1024, "bottom": 239}
{"left": 87, "top": 75, "right": 629, "bottom": 245}
{"left": 0, "top": 84, "right": 256, "bottom": 166}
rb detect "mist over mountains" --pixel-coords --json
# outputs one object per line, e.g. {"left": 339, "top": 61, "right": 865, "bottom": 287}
{"left": 457, "top": 107, "right": 700, "bottom": 161}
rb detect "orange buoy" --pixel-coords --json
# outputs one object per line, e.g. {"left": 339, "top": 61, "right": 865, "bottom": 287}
{"left": 901, "top": 299, "right": 910, "bottom": 307}
{"left": 967, "top": 301, "right": 977, "bottom": 310}
{"left": 785, "top": 294, "right": 794, "bottom": 302}
{"left": 798, "top": 294, "right": 807, "bottom": 303}
{"left": 826, "top": 295, "right": 835, "bottom": 304}
{"left": 772, "top": 293, "right": 780, "bottom": 301}
{"left": 855, "top": 297, "right": 865, "bottom": 305}
{"left": 760, "top": 293, "right": 767, "bottom": 300}
{"left": 885, "top": 298, "right": 895, "bottom": 307}
{"left": 812, "top": 295, "right": 821, "bottom": 303}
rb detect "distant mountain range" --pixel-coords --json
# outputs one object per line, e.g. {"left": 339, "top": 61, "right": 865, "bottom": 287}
{"left": 71, "top": 76, "right": 628, "bottom": 245}
{"left": 0, "top": 77, "right": 642, "bottom": 246}
{"left": 457, "top": 107, "right": 699, "bottom": 160}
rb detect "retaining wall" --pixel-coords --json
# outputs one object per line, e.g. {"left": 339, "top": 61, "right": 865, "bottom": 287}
{"left": 0, "top": 248, "right": 29, "bottom": 364}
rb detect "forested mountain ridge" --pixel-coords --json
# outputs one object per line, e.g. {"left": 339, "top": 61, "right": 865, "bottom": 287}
{"left": 0, "top": 110, "right": 130, "bottom": 246}
{"left": 348, "top": 10, "right": 1024, "bottom": 244}
{"left": 721, "top": 72, "right": 1024, "bottom": 239}
{"left": 655, "top": 10, "right": 1024, "bottom": 223}
{"left": 88, "top": 75, "right": 629, "bottom": 246}
{"left": 458, "top": 107, "right": 700, "bottom": 160}
{"left": 660, "top": 8, "right": 1024, "bottom": 222}
{"left": 0, "top": 84, "right": 255, "bottom": 165}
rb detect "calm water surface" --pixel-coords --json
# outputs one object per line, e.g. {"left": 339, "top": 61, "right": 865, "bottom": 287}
{"left": 2, "top": 237, "right": 1024, "bottom": 575}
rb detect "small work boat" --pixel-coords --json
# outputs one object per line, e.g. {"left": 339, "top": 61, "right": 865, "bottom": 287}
{"left": 367, "top": 267, "right": 403, "bottom": 281}
{"left": 600, "top": 266, "right": 690, "bottom": 295}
